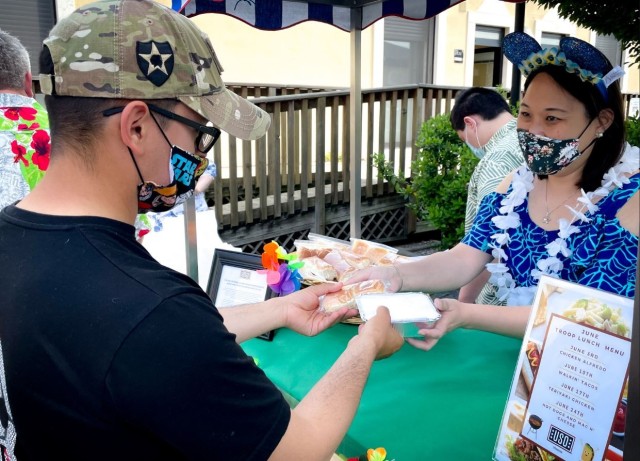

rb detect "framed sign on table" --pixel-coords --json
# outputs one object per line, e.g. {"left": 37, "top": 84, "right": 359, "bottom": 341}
{"left": 493, "top": 275, "right": 634, "bottom": 461}
{"left": 206, "top": 249, "right": 276, "bottom": 340}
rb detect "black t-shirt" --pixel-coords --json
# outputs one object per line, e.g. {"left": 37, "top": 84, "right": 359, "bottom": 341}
{"left": 0, "top": 206, "right": 290, "bottom": 460}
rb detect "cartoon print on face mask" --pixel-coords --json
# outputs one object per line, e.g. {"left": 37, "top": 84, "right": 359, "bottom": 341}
{"left": 133, "top": 146, "right": 205, "bottom": 214}
{"left": 132, "top": 106, "right": 210, "bottom": 214}
{"left": 139, "top": 183, "right": 154, "bottom": 201}
{"left": 151, "top": 187, "right": 178, "bottom": 208}
{"left": 171, "top": 146, "right": 209, "bottom": 207}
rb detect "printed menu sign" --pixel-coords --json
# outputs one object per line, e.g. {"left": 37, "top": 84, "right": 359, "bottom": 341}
{"left": 493, "top": 276, "right": 633, "bottom": 461}
{"left": 527, "top": 316, "right": 629, "bottom": 459}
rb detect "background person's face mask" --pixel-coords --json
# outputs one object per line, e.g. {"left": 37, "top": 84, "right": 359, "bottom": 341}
{"left": 464, "top": 125, "right": 485, "bottom": 159}
{"left": 517, "top": 121, "right": 595, "bottom": 175}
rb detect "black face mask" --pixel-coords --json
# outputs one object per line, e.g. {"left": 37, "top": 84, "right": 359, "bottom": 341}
{"left": 130, "top": 145, "right": 207, "bottom": 214}
{"left": 132, "top": 111, "right": 208, "bottom": 214}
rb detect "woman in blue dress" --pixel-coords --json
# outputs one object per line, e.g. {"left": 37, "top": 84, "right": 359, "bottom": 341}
{"left": 349, "top": 32, "right": 639, "bottom": 350}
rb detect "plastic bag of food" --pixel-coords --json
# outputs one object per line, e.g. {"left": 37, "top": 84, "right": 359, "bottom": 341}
{"left": 350, "top": 238, "right": 398, "bottom": 264}
{"left": 294, "top": 240, "right": 334, "bottom": 259}
{"left": 307, "top": 233, "right": 351, "bottom": 250}
{"left": 319, "top": 279, "right": 387, "bottom": 313}
{"left": 298, "top": 256, "right": 338, "bottom": 283}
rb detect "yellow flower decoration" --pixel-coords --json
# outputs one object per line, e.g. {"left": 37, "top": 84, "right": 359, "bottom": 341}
{"left": 541, "top": 47, "right": 558, "bottom": 65}
{"left": 517, "top": 48, "right": 602, "bottom": 85}
{"left": 367, "top": 447, "right": 387, "bottom": 461}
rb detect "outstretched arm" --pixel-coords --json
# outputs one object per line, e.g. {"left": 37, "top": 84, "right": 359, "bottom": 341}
{"left": 457, "top": 269, "right": 491, "bottom": 303}
{"left": 194, "top": 172, "right": 215, "bottom": 194}
{"left": 347, "top": 242, "right": 491, "bottom": 294}
{"left": 218, "top": 283, "right": 351, "bottom": 343}
{"left": 269, "top": 307, "right": 404, "bottom": 461}
{"left": 407, "top": 298, "right": 531, "bottom": 351}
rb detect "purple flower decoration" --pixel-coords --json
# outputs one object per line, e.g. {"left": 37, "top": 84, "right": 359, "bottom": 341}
{"left": 270, "top": 263, "right": 303, "bottom": 295}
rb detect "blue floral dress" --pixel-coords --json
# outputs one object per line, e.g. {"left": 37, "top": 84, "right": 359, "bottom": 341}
{"left": 462, "top": 173, "right": 639, "bottom": 299}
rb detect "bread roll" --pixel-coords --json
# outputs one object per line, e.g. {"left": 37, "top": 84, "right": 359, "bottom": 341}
{"left": 298, "top": 256, "right": 338, "bottom": 282}
{"left": 320, "top": 280, "right": 387, "bottom": 313}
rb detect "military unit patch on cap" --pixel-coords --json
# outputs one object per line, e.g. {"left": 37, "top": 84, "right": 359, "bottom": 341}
{"left": 39, "top": 0, "right": 270, "bottom": 140}
{"left": 136, "top": 41, "right": 175, "bottom": 87}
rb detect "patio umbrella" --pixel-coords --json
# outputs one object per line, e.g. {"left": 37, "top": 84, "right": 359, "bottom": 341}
{"left": 174, "top": 0, "right": 525, "bottom": 279}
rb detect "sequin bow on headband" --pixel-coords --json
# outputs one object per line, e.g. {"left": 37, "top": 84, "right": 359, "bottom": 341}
{"left": 503, "top": 32, "right": 625, "bottom": 101}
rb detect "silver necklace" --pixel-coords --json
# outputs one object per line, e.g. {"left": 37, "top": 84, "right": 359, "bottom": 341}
{"left": 542, "top": 180, "right": 579, "bottom": 224}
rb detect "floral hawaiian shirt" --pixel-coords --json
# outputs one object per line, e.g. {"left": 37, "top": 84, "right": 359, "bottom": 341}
{"left": 0, "top": 93, "right": 50, "bottom": 210}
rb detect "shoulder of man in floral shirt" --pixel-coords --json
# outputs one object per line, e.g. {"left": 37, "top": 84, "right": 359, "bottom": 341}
{"left": 0, "top": 93, "right": 50, "bottom": 210}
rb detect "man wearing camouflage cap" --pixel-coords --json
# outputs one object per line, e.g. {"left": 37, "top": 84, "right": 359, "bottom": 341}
{"left": 0, "top": 1, "right": 402, "bottom": 459}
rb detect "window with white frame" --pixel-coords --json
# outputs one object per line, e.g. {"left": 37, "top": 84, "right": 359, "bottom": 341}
{"left": 540, "top": 32, "right": 565, "bottom": 49}
{"left": 383, "top": 16, "right": 435, "bottom": 85}
{"left": 474, "top": 25, "right": 505, "bottom": 87}
{"left": 595, "top": 34, "right": 623, "bottom": 67}
{"left": 0, "top": 0, "right": 57, "bottom": 76}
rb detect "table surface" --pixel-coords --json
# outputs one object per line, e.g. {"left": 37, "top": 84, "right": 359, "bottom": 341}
{"left": 242, "top": 323, "right": 523, "bottom": 460}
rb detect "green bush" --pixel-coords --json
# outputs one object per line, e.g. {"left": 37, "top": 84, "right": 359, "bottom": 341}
{"left": 374, "top": 114, "right": 478, "bottom": 249}
{"left": 626, "top": 115, "right": 640, "bottom": 147}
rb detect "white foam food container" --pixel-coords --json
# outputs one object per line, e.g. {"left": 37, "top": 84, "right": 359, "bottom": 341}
{"left": 355, "top": 292, "right": 441, "bottom": 337}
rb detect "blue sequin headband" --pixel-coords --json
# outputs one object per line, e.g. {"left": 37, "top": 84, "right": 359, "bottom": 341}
{"left": 503, "top": 32, "right": 624, "bottom": 102}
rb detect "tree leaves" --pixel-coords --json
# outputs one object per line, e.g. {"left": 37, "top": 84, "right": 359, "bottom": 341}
{"left": 531, "top": 0, "right": 640, "bottom": 65}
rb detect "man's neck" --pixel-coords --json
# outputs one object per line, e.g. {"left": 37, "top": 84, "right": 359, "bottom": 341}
{"left": 0, "top": 88, "right": 30, "bottom": 98}
{"left": 481, "top": 112, "right": 514, "bottom": 144}
{"left": 17, "top": 154, "right": 139, "bottom": 226}
{"left": 494, "top": 111, "right": 515, "bottom": 129}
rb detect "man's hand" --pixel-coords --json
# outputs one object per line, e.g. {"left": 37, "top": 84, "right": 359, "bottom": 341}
{"left": 356, "top": 306, "right": 404, "bottom": 360}
{"left": 269, "top": 306, "right": 402, "bottom": 461}
{"left": 281, "top": 283, "right": 357, "bottom": 336}
{"left": 406, "top": 298, "right": 468, "bottom": 351}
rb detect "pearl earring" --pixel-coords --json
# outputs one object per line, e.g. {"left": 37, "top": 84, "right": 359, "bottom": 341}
{"left": 596, "top": 132, "right": 604, "bottom": 138}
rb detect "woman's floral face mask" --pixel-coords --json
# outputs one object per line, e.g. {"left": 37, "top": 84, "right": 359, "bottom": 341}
{"left": 517, "top": 120, "right": 595, "bottom": 175}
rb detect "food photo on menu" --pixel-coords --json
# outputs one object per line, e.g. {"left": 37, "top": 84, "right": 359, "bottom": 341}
{"left": 493, "top": 276, "right": 632, "bottom": 461}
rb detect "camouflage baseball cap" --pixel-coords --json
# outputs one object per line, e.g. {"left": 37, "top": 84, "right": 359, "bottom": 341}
{"left": 39, "top": 0, "right": 269, "bottom": 140}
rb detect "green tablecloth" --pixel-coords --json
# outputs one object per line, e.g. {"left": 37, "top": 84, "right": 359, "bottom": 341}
{"left": 242, "top": 323, "right": 523, "bottom": 460}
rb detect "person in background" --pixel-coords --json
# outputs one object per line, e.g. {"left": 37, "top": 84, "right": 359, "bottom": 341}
{"left": 0, "top": 1, "right": 403, "bottom": 459}
{"left": 0, "top": 29, "right": 50, "bottom": 210}
{"left": 450, "top": 87, "right": 524, "bottom": 305}
{"left": 349, "top": 32, "right": 638, "bottom": 351}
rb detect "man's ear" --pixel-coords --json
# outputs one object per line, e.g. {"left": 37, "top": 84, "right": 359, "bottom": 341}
{"left": 463, "top": 116, "right": 476, "bottom": 129}
{"left": 118, "top": 101, "right": 152, "bottom": 155}
{"left": 24, "top": 72, "right": 33, "bottom": 98}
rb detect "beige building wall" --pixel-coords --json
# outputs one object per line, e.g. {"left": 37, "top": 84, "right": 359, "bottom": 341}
{"left": 189, "top": 15, "right": 375, "bottom": 88}
{"left": 65, "top": 0, "right": 637, "bottom": 94}
{"left": 434, "top": 0, "right": 638, "bottom": 93}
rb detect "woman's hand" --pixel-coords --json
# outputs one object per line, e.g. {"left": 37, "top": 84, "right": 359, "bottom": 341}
{"left": 281, "top": 282, "right": 357, "bottom": 336}
{"left": 344, "top": 265, "right": 403, "bottom": 292}
{"left": 406, "top": 298, "right": 470, "bottom": 351}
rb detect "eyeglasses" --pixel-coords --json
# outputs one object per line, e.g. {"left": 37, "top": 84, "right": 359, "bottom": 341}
{"left": 103, "top": 104, "right": 221, "bottom": 154}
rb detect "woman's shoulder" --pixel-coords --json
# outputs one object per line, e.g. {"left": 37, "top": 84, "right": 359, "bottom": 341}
{"left": 617, "top": 169, "right": 640, "bottom": 235}
{"left": 495, "top": 170, "right": 516, "bottom": 194}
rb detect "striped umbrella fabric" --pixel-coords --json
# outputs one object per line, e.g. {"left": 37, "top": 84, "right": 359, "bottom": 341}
{"left": 181, "top": 0, "right": 466, "bottom": 31}
{"left": 172, "top": 0, "right": 190, "bottom": 12}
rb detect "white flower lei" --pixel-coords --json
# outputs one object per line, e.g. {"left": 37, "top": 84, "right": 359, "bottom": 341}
{"left": 486, "top": 143, "right": 640, "bottom": 306}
